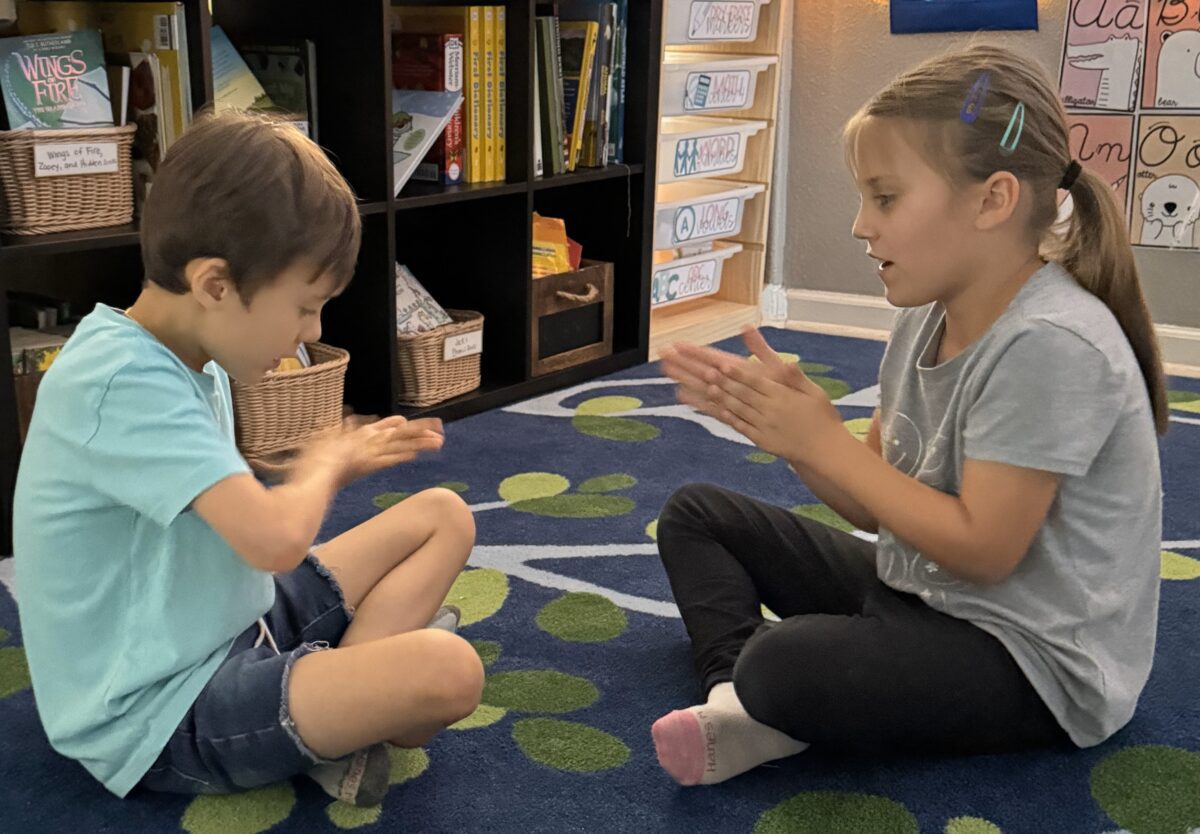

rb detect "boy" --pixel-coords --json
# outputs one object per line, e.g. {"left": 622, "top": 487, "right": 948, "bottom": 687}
{"left": 12, "top": 112, "right": 484, "bottom": 807}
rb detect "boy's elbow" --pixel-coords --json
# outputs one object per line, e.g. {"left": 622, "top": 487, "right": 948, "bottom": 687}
{"left": 239, "top": 521, "right": 311, "bottom": 574}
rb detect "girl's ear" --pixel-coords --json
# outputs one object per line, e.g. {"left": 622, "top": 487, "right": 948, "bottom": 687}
{"left": 185, "top": 258, "right": 234, "bottom": 309}
{"left": 974, "top": 171, "right": 1022, "bottom": 231}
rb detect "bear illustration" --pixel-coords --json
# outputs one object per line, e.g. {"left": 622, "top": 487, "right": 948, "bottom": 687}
{"left": 1155, "top": 29, "right": 1200, "bottom": 108}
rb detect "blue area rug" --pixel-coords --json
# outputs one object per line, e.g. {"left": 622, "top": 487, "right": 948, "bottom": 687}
{"left": 1, "top": 329, "right": 1197, "bottom": 834}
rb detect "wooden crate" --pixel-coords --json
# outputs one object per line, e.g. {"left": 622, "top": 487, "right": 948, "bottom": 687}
{"left": 531, "top": 260, "right": 614, "bottom": 377}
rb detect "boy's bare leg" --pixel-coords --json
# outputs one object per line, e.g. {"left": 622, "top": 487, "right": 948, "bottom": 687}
{"left": 312, "top": 487, "right": 476, "bottom": 645}
{"left": 288, "top": 629, "right": 485, "bottom": 758}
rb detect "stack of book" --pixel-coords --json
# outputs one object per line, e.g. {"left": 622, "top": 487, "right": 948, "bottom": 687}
{"left": 210, "top": 25, "right": 318, "bottom": 142}
{"left": 391, "top": 5, "right": 506, "bottom": 185}
{"left": 534, "top": 0, "right": 628, "bottom": 176}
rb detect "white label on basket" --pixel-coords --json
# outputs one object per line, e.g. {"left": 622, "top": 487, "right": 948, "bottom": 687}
{"left": 684, "top": 70, "right": 752, "bottom": 111}
{"left": 673, "top": 133, "right": 741, "bottom": 178}
{"left": 688, "top": 2, "right": 757, "bottom": 41}
{"left": 673, "top": 197, "right": 741, "bottom": 243}
{"left": 444, "top": 330, "right": 483, "bottom": 361}
{"left": 33, "top": 143, "right": 119, "bottom": 177}
{"left": 651, "top": 258, "right": 718, "bottom": 306}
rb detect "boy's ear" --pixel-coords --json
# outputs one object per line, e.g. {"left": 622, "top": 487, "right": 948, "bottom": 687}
{"left": 185, "top": 258, "right": 234, "bottom": 309}
{"left": 974, "top": 171, "right": 1022, "bottom": 231}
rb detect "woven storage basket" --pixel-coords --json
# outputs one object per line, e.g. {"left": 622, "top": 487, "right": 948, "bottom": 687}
{"left": 396, "top": 310, "right": 483, "bottom": 406}
{"left": 0, "top": 124, "right": 137, "bottom": 235}
{"left": 232, "top": 342, "right": 349, "bottom": 473}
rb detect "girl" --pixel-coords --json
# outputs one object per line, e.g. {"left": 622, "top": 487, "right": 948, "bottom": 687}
{"left": 653, "top": 44, "right": 1168, "bottom": 786}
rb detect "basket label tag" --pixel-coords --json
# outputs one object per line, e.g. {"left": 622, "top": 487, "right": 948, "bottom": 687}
{"left": 444, "top": 330, "right": 483, "bottom": 361}
{"left": 34, "top": 143, "right": 119, "bottom": 177}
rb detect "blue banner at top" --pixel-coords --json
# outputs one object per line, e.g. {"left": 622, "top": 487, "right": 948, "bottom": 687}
{"left": 890, "top": 0, "right": 1039, "bottom": 35}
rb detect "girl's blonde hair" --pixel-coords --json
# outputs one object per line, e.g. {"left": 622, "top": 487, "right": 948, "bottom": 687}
{"left": 844, "top": 44, "right": 1168, "bottom": 434}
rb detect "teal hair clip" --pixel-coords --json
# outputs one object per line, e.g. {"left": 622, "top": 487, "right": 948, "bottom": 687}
{"left": 999, "top": 102, "right": 1025, "bottom": 156}
{"left": 960, "top": 72, "right": 990, "bottom": 124}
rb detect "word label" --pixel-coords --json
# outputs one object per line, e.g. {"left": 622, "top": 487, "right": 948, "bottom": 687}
{"left": 444, "top": 330, "right": 483, "bottom": 361}
{"left": 34, "top": 142, "right": 119, "bottom": 177}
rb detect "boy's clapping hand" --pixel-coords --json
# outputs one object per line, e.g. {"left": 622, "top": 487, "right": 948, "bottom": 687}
{"left": 294, "top": 415, "right": 445, "bottom": 488}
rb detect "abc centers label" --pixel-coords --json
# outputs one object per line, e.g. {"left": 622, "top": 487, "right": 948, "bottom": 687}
{"left": 652, "top": 258, "right": 719, "bottom": 305}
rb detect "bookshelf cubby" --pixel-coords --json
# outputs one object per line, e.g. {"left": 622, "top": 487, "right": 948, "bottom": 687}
{"left": 0, "top": 0, "right": 663, "bottom": 554}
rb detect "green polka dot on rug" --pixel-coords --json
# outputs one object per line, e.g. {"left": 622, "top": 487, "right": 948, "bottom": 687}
{"left": 945, "top": 817, "right": 1002, "bottom": 834}
{"left": 482, "top": 670, "right": 598, "bottom": 713}
{"left": 512, "top": 718, "right": 629, "bottom": 772}
{"left": 1090, "top": 744, "right": 1200, "bottom": 833}
{"left": 445, "top": 568, "right": 509, "bottom": 626}
{"left": 754, "top": 792, "right": 918, "bottom": 834}
{"left": 537, "top": 593, "right": 627, "bottom": 642}
{"left": 181, "top": 783, "right": 294, "bottom": 834}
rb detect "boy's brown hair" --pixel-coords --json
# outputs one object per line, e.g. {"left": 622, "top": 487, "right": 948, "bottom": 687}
{"left": 140, "top": 110, "right": 362, "bottom": 302}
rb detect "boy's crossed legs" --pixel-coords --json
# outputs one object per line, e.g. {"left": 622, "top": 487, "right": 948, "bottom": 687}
{"left": 138, "top": 488, "right": 483, "bottom": 805}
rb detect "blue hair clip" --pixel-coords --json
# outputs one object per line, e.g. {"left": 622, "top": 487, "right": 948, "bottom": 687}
{"left": 960, "top": 72, "right": 990, "bottom": 124}
{"left": 999, "top": 102, "right": 1025, "bottom": 156}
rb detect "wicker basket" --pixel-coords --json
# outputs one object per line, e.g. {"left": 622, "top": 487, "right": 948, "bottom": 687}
{"left": 231, "top": 342, "right": 350, "bottom": 473}
{"left": 0, "top": 124, "right": 137, "bottom": 235}
{"left": 396, "top": 310, "right": 484, "bottom": 406}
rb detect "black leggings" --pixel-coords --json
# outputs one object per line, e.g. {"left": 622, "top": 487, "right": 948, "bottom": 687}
{"left": 657, "top": 483, "right": 1070, "bottom": 755}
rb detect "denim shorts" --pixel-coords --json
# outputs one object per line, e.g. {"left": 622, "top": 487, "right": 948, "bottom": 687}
{"left": 136, "top": 554, "right": 353, "bottom": 795}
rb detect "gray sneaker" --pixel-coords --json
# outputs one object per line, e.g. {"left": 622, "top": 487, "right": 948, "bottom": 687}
{"left": 307, "top": 742, "right": 390, "bottom": 807}
{"left": 426, "top": 604, "right": 462, "bottom": 633}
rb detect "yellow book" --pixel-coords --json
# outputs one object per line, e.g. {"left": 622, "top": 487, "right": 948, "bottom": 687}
{"left": 496, "top": 6, "right": 506, "bottom": 182}
{"left": 558, "top": 20, "right": 597, "bottom": 173}
{"left": 393, "top": 5, "right": 483, "bottom": 183}
{"left": 481, "top": 5, "right": 496, "bottom": 182}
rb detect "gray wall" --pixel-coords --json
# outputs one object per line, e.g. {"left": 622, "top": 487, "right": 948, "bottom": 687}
{"left": 784, "top": 0, "right": 1200, "bottom": 329}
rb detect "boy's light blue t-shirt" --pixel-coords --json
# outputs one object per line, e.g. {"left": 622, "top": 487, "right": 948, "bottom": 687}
{"left": 12, "top": 304, "right": 275, "bottom": 797}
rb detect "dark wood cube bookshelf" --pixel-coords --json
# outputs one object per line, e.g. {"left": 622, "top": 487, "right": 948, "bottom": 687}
{"left": 0, "top": 0, "right": 663, "bottom": 554}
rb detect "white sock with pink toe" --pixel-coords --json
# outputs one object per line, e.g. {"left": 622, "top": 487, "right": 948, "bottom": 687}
{"left": 651, "top": 682, "right": 809, "bottom": 785}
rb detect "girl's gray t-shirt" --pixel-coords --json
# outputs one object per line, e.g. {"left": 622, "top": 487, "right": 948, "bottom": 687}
{"left": 875, "top": 261, "right": 1162, "bottom": 747}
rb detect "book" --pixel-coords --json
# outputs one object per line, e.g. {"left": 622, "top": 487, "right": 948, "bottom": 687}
{"left": 608, "top": 0, "right": 626, "bottom": 162}
{"left": 535, "top": 17, "right": 564, "bottom": 175}
{"left": 210, "top": 26, "right": 273, "bottom": 113}
{"left": 0, "top": 29, "right": 112, "bottom": 128}
{"left": 482, "top": 5, "right": 496, "bottom": 181}
{"left": 496, "top": 5, "right": 506, "bottom": 181}
{"left": 391, "top": 88, "right": 463, "bottom": 196}
{"left": 105, "top": 63, "right": 128, "bottom": 124}
{"left": 240, "top": 38, "right": 318, "bottom": 141}
{"left": 561, "top": 0, "right": 615, "bottom": 167}
{"left": 16, "top": 1, "right": 191, "bottom": 148}
{"left": 558, "top": 20, "right": 597, "bottom": 172}
{"left": 533, "top": 51, "right": 543, "bottom": 176}
{"left": 392, "top": 32, "right": 464, "bottom": 185}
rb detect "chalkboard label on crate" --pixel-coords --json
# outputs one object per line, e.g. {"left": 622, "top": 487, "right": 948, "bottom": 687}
{"left": 444, "top": 330, "right": 483, "bottom": 361}
{"left": 34, "top": 142, "right": 119, "bottom": 177}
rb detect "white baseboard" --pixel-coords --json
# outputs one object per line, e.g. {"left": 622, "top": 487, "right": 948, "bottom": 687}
{"left": 787, "top": 289, "right": 1200, "bottom": 376}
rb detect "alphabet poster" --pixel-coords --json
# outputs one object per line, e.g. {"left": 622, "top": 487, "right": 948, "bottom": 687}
{"left": 1130, "top": 115, "right": 1200, "bottom": 248}
{"left": 1060, "top": 0, "right": 1200, "bottom": 249}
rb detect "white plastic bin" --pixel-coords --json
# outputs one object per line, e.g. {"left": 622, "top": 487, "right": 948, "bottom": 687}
{"left": 658, "top": 116, "right": 767, "bottom": 183}
{"left": 651, "top": 241, "right": 743, "bottom": 308}
{"left": 654, "top": 179, "right": 764, "bottom": 249}
{"left": 661, "top": 53, "right": 777, "bottom": 116}
{"left": 664, "top": 0, "right": 772, "bottom": 45}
